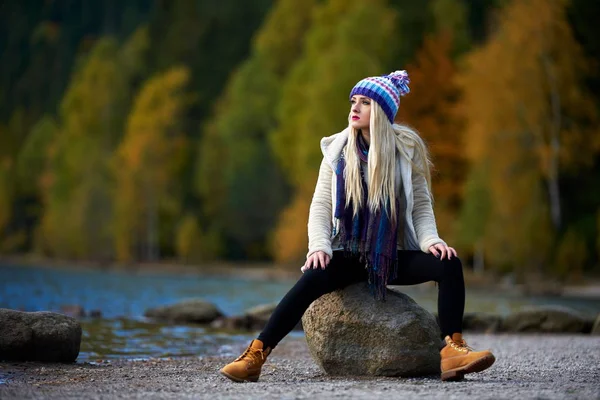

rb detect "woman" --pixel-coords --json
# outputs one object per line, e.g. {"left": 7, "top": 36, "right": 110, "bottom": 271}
{"left": 219, "top": 70, "right": 495, "bottom": 382}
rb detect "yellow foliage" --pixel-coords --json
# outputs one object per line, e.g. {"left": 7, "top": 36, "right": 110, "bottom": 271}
{"left": 0, "top": 230, "right": 26, "bottom": 253}
{"left": 554, "top": 228, "right": 587, "bottom": 282}
{"left": 459, "top": 0, "right": 598, "bottom": 168}
{"left": 36, "top": 38, "right": 126, "bottom": 260}
{"left": 270, "top": 188, "right": 312, "bottom": 265}
{"left": 0, "top": 158, "right": 13, "bottom": 240}
{"left": 456, "top": 0, "right": 598, "bottom": 272}
{"left": 399, "top": 32, "right": 466, "bottom": 243}
{"left": 175, "top": 214, "right": 222, "bottom": 264}
{"left": 113, "top": 66, "right": 191, "bottom": 261}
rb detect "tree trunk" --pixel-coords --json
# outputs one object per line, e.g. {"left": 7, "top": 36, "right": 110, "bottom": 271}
{"left": 542, "top": 50, "right": 562, "bottom": 230}
{"left": 145, "top": 176, "right": 159, "bottom": 262}
{"left": 473, "top": 240, "right": 485, "bottom": 275}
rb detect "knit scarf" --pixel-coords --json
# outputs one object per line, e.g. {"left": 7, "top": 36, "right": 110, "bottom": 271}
{"left": 334, "top": 134, "right": 400, "bottom": 300}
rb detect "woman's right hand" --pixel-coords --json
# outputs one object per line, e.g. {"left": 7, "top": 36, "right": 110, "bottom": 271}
{"left": 301, "top": 251, "right": 331, "bottom": 273}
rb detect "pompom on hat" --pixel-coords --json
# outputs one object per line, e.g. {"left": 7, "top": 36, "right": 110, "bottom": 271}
{"left": 349, "top": 70, "right": 410, "bottom": 123}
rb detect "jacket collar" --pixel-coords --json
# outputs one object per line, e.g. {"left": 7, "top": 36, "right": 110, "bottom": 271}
{"left": 320, "top": 128, "right": 349, "bottom": 169}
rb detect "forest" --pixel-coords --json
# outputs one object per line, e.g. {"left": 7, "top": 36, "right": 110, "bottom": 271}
{"left": 1, "top": 0, "right": 599, "bottom": 281}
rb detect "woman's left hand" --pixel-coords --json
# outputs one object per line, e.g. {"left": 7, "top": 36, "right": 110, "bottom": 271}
{"left": 428, "top": 243, "right": 457, "bottom": 260}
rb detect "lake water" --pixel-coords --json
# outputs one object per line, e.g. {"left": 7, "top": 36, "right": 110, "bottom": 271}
{"left": 1, "top": 263, "right": 599, "bottom": 362}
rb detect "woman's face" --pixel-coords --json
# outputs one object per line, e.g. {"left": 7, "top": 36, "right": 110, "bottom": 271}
{"left": 349, "top": 95, "right": 371, "bottom": 131}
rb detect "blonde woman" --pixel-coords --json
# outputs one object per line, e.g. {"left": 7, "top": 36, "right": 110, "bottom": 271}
{"left": 220, "top": 71, "right": 495, "bottom": 382}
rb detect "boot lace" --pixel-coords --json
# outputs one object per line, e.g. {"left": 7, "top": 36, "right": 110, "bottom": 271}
{"left": 450, "top": 339, "right": 474, "bottom": 353}
{"left": 234, "top": 347, "right": 268, "bottom": 366}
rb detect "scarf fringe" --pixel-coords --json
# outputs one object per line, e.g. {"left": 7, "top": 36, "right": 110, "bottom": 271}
{"left": 339, "top": 233, "right": 399, "bottom": 301}
{"left": 334, "top": 136, "right": 401, "bottom": 301}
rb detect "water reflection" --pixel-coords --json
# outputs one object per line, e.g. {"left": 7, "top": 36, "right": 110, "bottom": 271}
{"left": 79, "top": 318, "right": 269, "bottom": 362}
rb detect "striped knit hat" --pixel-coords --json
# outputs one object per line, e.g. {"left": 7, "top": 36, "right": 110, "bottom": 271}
{"left": 349, "top": 70, "right": 410, "bottom": 123}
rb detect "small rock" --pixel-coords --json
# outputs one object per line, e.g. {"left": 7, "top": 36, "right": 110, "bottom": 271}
{"left": 501, "top": 306, "right": 588, "bottom": 333}
{"left": 463, "top": 312, "right": 502, "bottom": 333}
{"left": 144, "top": 299, "right": 223, "bottom": 324}
{"left": 244, "top": 303, "right": 277, "bottom": 329}
{"left": 591, "top": 314, "right": 600, "bottom": 336}
{"left": 243, "top": 303, "right": 302, "bottom": 331}
{"left": 60, "top": 305, "right": 86, "bottom": 318}
{"left": 210, "top": 315, "right": 252, "bottom": 330}
{"left": 211, "top": 303, "right": 302, "bottom": 332}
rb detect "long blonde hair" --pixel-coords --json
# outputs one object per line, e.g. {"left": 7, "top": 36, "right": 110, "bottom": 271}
{"left": 344, "top": 101, "right": 433, "bottom": 221}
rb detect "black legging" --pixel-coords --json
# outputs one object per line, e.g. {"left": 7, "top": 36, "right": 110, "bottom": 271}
{"left": 258, "top": 250, "right": 465, "bottom": 349}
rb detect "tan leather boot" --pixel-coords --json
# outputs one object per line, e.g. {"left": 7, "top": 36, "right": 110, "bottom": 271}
{"left": 440, "top": 333, "right": 495, "bottom": 381}
{"left": 219, "top": 339, "right": 271, "bottom": 382}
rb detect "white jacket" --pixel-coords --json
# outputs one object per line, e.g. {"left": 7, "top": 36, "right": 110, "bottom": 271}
{"left": 307, "top": 128, "right": 446, "bottom": 259}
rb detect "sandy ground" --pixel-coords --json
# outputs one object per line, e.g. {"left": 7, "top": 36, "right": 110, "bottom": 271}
{"left": 1, "top": 334, "right": 599, "bottom": 400}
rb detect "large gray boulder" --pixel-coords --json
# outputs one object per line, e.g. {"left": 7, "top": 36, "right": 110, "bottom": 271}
{"left": 0, "top": 308, "right": 81, "bottom": 362}
{"left": 302, "top": 283, "right": 441, "bottom": 377}
{"left": 501, "top": 306, "right": 588, "bottom": 333}
{"left": 144, "top": 299, "right": 223, "bottom": 324}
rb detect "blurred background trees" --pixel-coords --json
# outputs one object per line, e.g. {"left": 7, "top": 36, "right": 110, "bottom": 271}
{"left": 1, "top": 0, "right": 599, "bottom": 281}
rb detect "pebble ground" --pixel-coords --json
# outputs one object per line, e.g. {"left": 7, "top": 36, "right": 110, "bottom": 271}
{"left": 1, "top": 334, "right": 599, "bottom": 399}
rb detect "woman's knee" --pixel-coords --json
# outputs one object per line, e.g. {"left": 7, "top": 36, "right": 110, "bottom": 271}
{"left": 441, "top": 256, "right": 463, "bottom": 278}
{"left": 295, "top": 268, "right": 337, "bottom": 296}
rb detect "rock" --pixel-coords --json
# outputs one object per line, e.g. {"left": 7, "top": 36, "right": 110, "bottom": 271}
{"left": 302, "top": 283, "right": 441, "bottom": 377}
{"left": 245, "top": 303, "right": 277, "bottom": 322}
{"left": 501, "top": 306, "right": 588, "bottom": 333}
{"left": 244, "top": 303, "right": 302, "bottom": 331}
{"left": 210, "top": 315, "right": 252, "bottom": 330}
{"left": 210, "top": 303, "right": 302, "bottom": 332}
{"left": 60, "top": 304, "right": 86, "bottom": 318}
{"left": 144, "top": 299, "right": 223, "bottom": 324}
{"left": 89, "top": 309, "right": 103, "bottom": 318}
{"left": 463, "top": 313, "right": 502, "bottom": 333}
{"left": 521, "top": 281, "right": 563, "bottom": 296}
{"left": 0, "top": 308, "right": 81, "bottom": 362}
{"left": 592, "top": 314, "right": 600, "bottom": 336}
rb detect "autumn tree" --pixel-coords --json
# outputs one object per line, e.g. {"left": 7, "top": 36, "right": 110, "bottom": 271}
{"left": 10, "top": 116, "right": 59, "bottom": 251}
{"left": 16, "top": 117, "right": 59, "bottom": 196}
{"left": 113, "top": 66, "right": 190, "bottom": 262}
{"left": 458, "top": 0, "right": 599, "bottom": 277}
{"left": 38, "top": 38, "right": 128, "bottom": 259}
{"left": 399, "top": 32, "right": 466, "bottom": 244}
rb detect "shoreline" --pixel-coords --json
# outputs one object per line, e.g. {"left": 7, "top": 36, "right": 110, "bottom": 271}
{"left": 3, "top": 254, "right": 600, "bottom": 299}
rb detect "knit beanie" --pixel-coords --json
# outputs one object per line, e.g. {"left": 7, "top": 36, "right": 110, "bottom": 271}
{"left": 349, "top": 70, "right": 410, "bottom": 124}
